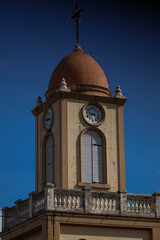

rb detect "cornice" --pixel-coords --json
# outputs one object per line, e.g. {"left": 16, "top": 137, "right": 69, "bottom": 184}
{"left": 32, "top": 91, "right": 127, "bottom": 116}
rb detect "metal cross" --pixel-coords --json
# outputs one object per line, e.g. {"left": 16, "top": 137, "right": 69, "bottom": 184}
{"left": 70, "top": 0, "right": 85, "bottom": 45}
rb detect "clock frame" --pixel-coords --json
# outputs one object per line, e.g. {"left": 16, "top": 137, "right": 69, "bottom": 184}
{"left": 44, "top": 107, "right": 53, "bottom": 130}
{"left": 82, "top": 103, "right": 105, "bottom": 126}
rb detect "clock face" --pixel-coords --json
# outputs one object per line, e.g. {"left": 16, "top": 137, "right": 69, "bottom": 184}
{"left": 83, "top": 104, "right": 103, "bottom": 125}
{"left": 44, "top": 108, "right": 53, "bottom": 130}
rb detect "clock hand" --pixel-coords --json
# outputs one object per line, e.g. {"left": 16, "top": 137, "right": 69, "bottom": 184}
{"left": 45, "top": 118, "right": 50, "bottom": 121}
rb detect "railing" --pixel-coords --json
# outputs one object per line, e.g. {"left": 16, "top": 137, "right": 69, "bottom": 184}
{"left": 2, "top": 206, "right": 17, "bottom": 229}
{"left": 126, "top": 193, "right": 155, "bottom": 217}
{"left": 2, "top": 184, "right": 160, "bottom": 231}
{"left": 32, "top": 191, "right": 45, "bottom": 215}
{"left": 91, "top": 192, "right": 119, "bottom": 214}
{"left": 54, "top": 189, "right": 84, "bottom": 211}
{"left": 17, "top": 199, "right": 29, "bottom": 223}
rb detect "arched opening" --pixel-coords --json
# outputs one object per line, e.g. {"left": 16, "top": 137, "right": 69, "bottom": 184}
{"left": 82, "top": 130, "right": 103, "bottom": 183}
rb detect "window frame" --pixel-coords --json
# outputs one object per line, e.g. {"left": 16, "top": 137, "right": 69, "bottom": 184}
{"left": 79, "top": 127, "right": 108, "bottom": 186}
{"left": 42, "top": 132, "right": 55, "bottom": 188}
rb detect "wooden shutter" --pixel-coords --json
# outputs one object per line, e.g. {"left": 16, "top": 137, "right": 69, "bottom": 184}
{"left": 46, "top": 136, "right": 53, "bottom": 184}
{"left": 83, "top": 131, "right": 92, "bottom": 183}
{"left": 82, "top": 130, "right": 103, "bottom": 183}
{"left": 92, "top": 131, "right": 103, "bottom": 183}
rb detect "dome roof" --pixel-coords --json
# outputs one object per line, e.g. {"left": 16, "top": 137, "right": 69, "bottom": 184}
{"left": 45, "top": 49, "right": 112, "bottom": 99}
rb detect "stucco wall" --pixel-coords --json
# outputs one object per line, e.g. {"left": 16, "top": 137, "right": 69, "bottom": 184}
{"left": 61, "top": 225, "right": 151, "bottom": 240}
{"left": 36, "top": 98, "right": 123, "bottom": 192}
{"left": 37, "top": 101, "right": 60, "bottom": 190}
{"left": 52, "top": 101, "right": 60, "bottom": 188}
{"left": 67, "top": 99, "right": 118, "bottom": 191}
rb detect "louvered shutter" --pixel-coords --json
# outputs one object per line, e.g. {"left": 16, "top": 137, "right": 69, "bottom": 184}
{"left": 83, "top": 131, "right": 92, "bottom": 183}
{"left": 92, "top": 131, "right": 103, "bottom": 183}
{"left": 82, "top": 130, "right": 103, "bottom": 183}
{"left": 46, "top": 136, "right": 53, "bottom": 184}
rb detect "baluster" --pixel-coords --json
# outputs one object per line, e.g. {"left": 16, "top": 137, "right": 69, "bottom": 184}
{"left": 108, "top": 198, "right": 111, "bottom": 211}
{"left": 147, "top": 200, "right": 151, "bottom": 213}
{"left": 75, "top": 195, "right": 79, "bottom": 208}
{"left": 58, "top": 194, "right": 62, "bottom": 208}
{"left": 143, "top": 201, "right": 147, "bottom": 213}
{"left": 67, "top": 195, "right": 70, "bottom": 208}
{"left": 100, "top": 197, "right": 103, "bottom": 210}
{"left": 112, "top": 199, "right": 116, "bottom": 211}
{"left": 71, "top": 195, "right": 75, "bottom": 208}
{"left": 54, "top": 194, "right": 57, "bottom": 207}
{"left": 92, "top": 197, "right": 95, "bottom": 210}
{"left": 139, "top": 201, "right": 143, "bottom": 213}
{"left": 96, "top": 197, "right": 99, "bottom": 210}
{"left": 104, "top": 197, "right": 107, "bottom": 210}
{"left": 135, "top": 200, "right": 139, "bottom": 212}
{"left": 127, "top": 200, "right": 130, "bottom": 212}
{"left": 131, "top": 200, "right": 135, "bottom": 212}
{"left": 62, "top": 195, "right": 66, "bottom": 208}
{"left": 80, "top": 194, "right": 82, "bottom": 209}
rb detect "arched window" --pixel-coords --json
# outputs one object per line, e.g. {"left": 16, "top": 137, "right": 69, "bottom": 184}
{"left": 82, "top": 130, "right": 103, "bottom": 183}
{"left": 45, "top": 135, "right": 53, "bottom": 184}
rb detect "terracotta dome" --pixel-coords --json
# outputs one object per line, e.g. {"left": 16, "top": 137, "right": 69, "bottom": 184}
{"left": 45, "top": 48, "right": 112, "bottom": 99}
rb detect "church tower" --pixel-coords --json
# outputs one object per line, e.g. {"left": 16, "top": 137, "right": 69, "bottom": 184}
{"left": 1, "top": 2, "right": 160, "bottom": 240}
{"left": 32, "top": 46, "right": 126, "bottom": 194}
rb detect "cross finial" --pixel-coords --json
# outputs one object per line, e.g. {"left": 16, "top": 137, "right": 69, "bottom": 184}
{"left": 70, "top": 0, "right": 85, "bottom": 45}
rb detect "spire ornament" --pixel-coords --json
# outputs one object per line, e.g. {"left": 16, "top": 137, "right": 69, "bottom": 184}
{"left": 36, "top": 96, "right": 43, "bottom": 107}
{"left": 114, "top": 85, "right": 126, "bottom": 99}
{"left": 70, "top": 0, "right": 85, "bottom": 46}
{"left": 57, "top": 78, "right": 71, "bottom": 92}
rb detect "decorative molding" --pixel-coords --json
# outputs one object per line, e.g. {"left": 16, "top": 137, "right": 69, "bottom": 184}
{"left": 78, "top": 182, "right": 111, "bottom": 189}
{"left": 32, "top": 91, "right": 127, "bottom": 116}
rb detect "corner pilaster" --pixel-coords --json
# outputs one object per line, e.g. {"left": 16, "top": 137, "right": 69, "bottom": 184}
{"left": 60, "top": 99, "right": 68, "bottom": 188}
{"left": 117, "top": 105, "right": 126, "bottom": 192}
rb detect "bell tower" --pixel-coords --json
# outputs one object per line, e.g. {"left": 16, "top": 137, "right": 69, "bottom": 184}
{"left": 2, "top": 2, "right": 160, "bottom": 240}
{"left": 32, "top": 48, "right": 126, "bottom": 193}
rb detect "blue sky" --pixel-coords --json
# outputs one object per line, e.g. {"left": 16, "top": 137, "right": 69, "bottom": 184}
{"left": 0, "top": 0, "right": 160, "bottom": 210}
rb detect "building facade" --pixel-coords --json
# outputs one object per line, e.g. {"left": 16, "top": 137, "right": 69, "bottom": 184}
{"left": 1, "top": 46, "right": 160, "bottom": 240}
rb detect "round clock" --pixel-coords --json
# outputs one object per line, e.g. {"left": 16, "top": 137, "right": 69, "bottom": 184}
{"left": 44, "top": 108, "right": 53, "bottom": 130}
{"left": 83, "top": 104, "right": 104, "bottom": 125}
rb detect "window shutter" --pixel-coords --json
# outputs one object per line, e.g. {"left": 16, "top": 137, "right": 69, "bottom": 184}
{"left": 83, "top": 131, "right": 92, "bottom": 183}
{"left": 92, "top": 131, "right": 103, "bottom": 183}
{"left": 46, "top": 136, "right": 53, "bottom": 184}
{"left": 82, "top": 130, "right": 103, "bottom": 183}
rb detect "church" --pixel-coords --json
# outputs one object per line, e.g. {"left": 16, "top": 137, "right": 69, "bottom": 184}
{"left": 1, "top": 1, "right": 160, "bottom": 240}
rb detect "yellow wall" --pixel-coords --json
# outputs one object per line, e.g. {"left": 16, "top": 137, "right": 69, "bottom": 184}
{"left": 37, "top": 101, "right": 61, "bottom": 191}
{"left": 61, "top": 225, "right": 151, "bottom": 240}
{"left": 36, "top": 98, "right": 123, "bottom": 192}
{"left": 37, "top": 110, "right": 45, "bottom": 191}
{"left": 67, "top": 99, "right": 118, "bottom": 191}
{"left": 52, "top": 101, "right": 61, "bottom": 188}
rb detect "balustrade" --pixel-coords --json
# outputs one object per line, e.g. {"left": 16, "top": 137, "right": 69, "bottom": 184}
{"left": 126, "top": 194, "right": 155, "bottom": 216}
{"left": 54, "top": 189, "right": 83, "bottom": 210}
{"left": 91, "top": 192, "right": 119, "bottom": 213}
{"left": 2, "top": 187, "right": 159, "bottom": 231}
{"left": 3, "top": 206, "right": 17, "bottom": 229}
{"left": 32, "top": 191, "right": 45, "bottom": 215}
{"left": 17, "top": 199, "right": 29, "bottom": 223}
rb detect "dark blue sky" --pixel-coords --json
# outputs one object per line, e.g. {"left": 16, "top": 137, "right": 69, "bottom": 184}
{"left": 0, "top": 0, "right": 160, "bottom": 208}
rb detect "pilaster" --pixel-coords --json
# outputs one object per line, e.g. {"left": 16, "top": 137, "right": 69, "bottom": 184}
{"left": 117, "top": 105, "right": 126, "bottom": 192}
{"left": 60, "top": 99, "right": 68, "bottom": 188}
